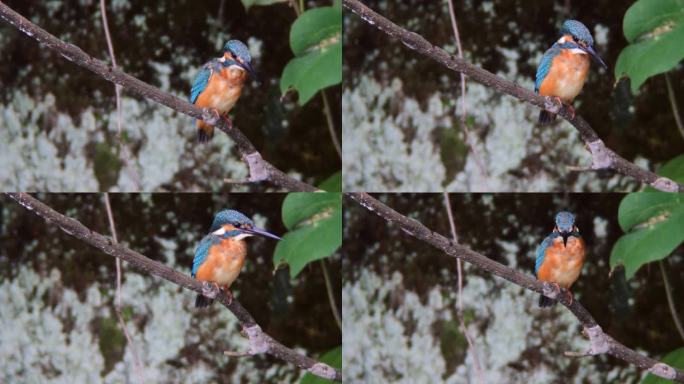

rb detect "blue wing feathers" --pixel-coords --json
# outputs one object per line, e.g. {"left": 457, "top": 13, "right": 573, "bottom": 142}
{"left": 192, "top": 235, "right": 214, "bottom": 277}
{"left": 535, "top": 46, "right": 560, "bottom": 93}
{"left": 535, "top": 235, "right": 554, "bottom": 275}
{"left": 190, "top": 63, "right": 213, "bottom": 104}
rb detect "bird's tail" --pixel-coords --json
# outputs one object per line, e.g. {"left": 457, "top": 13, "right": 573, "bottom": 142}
{"left": 195, "top": 294, "right": 214, "bottom": 308}
{"left": 196, "top": 120, "right": 214, "bottom": 143}
{"left": 538, "top": 110, "right": 556, "bottom": 126}
{"left": 538, "top": 294, "right": 557, "bottom": 308}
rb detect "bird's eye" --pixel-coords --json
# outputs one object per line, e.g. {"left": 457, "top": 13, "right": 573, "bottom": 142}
{"left": 234, "top": 223, "right": 242, "bottom": 228}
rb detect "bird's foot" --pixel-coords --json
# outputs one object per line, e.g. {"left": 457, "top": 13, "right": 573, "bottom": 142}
{"left": 551, "top": 282, "right": 562, "bottom": 296}
{"left": 221, "top": 115, "right": 233, "bottom": 130}
{"left": 224, "top": 287, "right": 234, "bottom": 305}
{"left": 565, "top": 290, "right": 575, "bottom": 305}
{"left": 552, "top": 97, "right": 576, "bottom": 119}
{"left": 201, "top": 281, "right": 221, "bottom": 299}
{"left": 211, "top": 109, "right": 221, "bottom": 120}
{"left": 566, "top": 104, "right": 576, "bottom": 120}
{"left": 553, "top": 96, "right": 563, "bottom": 109}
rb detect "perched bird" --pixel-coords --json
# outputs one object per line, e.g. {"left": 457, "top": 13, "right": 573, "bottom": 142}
{"left": 535, "top": 20, "right": 607, "bottom": 125}
{"left": 192, "top": 209, "right": 280, "bottom": 308}
{"left": 190, "top": 40, "right": 258, "bottom": 143}
{"left": 535, "top": 211, "right": 586, "bottom": 307}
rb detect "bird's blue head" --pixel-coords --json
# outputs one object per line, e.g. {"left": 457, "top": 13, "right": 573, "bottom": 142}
{"left": 555, "top": 211, "right": 576, "bottom": 233}
{"left": 558, "top": 20, "right": 607, "bottom": 69}
{"left": 222, "top": 40, "right": 258, "bottom": 81}
{"left": 561, "top": 20, "right": 594, "bottom": 46}
{"left": 210, "top": 209, "right": 280, "bottom": 240}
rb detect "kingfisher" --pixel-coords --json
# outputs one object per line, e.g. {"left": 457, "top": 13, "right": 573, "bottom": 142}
{"left": 190, "top": 40, "right": 258, "bottom": 143}
{"left": 535, "top": 211, "right": 586, "bottom": 307}
{"left": 535, "top": 20, "right": 607, "bottom": 125}
{"left": 192, "top": 209, "right": 280, "bottom": 308}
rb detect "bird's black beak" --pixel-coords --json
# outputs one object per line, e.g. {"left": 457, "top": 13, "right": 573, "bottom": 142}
{"left": 561, "top": 232, "right": 570, "bottom": 247}
{"left": 583, "top": 45, "right": 608, "bottom": 70}
{"left": 243, "top": 227, "right": 281, "bottom": 240}
{"left": 239, "top": 60, "right": 260, "bottom": 84}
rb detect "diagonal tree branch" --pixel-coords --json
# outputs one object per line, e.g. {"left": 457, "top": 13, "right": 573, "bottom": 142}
{"left": 0, "top": 2, "right": 317, "bottom": 192}
{"left": 6, "top": 193, "right": 341, "bottom": 382}
{"left": 347, "top": 192, "right": 684, "bottom": 382}
{"left": 343, "top": 0, "right": 684, "bottom": 193}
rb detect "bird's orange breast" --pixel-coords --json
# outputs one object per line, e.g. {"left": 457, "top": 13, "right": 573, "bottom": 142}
{"left": 194, "top": 239, "right": 247, "bottom": 289}
{"left": 538, "top": 50, "right": 590, "bottom": 103}
{"left": 194, "top": 67, "right": 247, "bottom": 114}
{"left": 537, "top": 236, "right": 586, "bottom": 289}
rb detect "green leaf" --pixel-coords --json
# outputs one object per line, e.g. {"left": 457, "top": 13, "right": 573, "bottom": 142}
{"left": 659, "top": 153, "right": 684, "bottom": 183}
{"left": 300, "top": 346, "right": 341, "bottom": 384}
{"left": 274, "top": 193, "right": 342, "bottom": 277}
{"left": 610, "top": 193, "right": 684, "bottom": 279}
{"left": 280, "top": 6, "right": 342, "bottom": 105}
{"left": 615, "top": 0, "right": 684, "bottom": 93}
{"left": 290, "top": 7, "right": 342, "bottom": 57}
{"left": 617, "top": 192, "right": 684, "bottom": 231}
{"left": 623, "top": 0, "right": 684, "bottom": 42}
{"left": 281, "top": 192, "right": 340, "bottom": 230}
{"left": 319, "top": 171, "right": 341, "bottom": 192}
{"left": 642, "top": 347, "right": 684, "bottom": 384}
{"left": 241, "top": 0, "right": 287, "bottom": 10}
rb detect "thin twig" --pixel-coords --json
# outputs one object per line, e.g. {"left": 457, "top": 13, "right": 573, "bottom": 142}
{"left": 659, "top": 260, "right": 684, "bottom": 342}
{"left": 442, "top": 192, "right": 484, "bottom": 383}
{"left": 347, "top": 192, "right": 684, "bottom": 382}
{"left": 445, "top": 0, "right": 488, "bottom": 180}
{"left": 342, "top": 0, "right": 684, "bottom": 193}
{"left": 289, "top": 0, "right": 301, "bottom": 16}
{"left": 99, "top": 0, "right": 142, "bottom": 190}
{"left": 7, "top": 193, "right": 341, "bottom": 382}
{"left": 320, "top": 259, "right": 342, "bottom": 330}
{"left": 104, "top": 193, "right": 144, "bottom": 384}
{"left": 321, "top": 90, "right": 342, "bottom": 159}
{"left": 665, "top": 73, "right": 684, "bottom": 141}
{"left": 0, "top": 1, "right": 317, "bottom": 192}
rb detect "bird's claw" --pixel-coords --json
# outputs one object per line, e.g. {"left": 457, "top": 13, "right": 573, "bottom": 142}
{"left": 565, "top": 290, "right": 575, "bottom": 305}
{"left": 222, "top": 115, "right": 233, "bottom": 130}
{"left": 225, "top": 288, "right": 234, "bottom": 305}
{"left": 201, "top": 281, "right": 221, "bottom": 299}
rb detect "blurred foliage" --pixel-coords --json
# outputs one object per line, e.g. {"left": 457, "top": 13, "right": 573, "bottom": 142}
{"left": 275, "top": 192, "right": 342, "bottom": 277}
{"left": 615, "top": 0, "right": 684, "bottom": 93}
{"left": 611, "top": 193, "right": 684, "bottom": 279}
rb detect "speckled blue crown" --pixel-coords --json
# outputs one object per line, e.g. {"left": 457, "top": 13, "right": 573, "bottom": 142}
{"left": 223, "top": 40, "right": 252, "bottom": 63}
{"left": 555, "top": 211, "right": 575, "bottom": 232}
{"left": 210, "top": 209, "right": 253, "bottom": 232}
{"left": 560, "top": 20, "right": 594, "bottom": 45}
